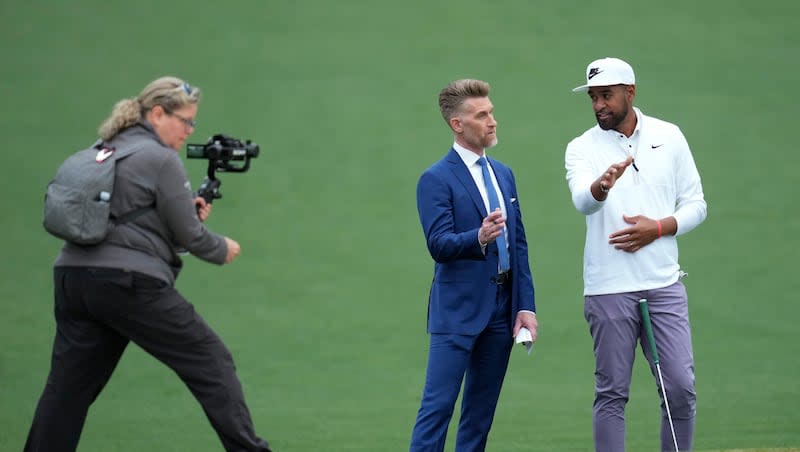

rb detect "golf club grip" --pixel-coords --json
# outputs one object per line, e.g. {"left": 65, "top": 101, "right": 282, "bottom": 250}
{"left": 638, "top": 299, "right": 660, "bottom": 365}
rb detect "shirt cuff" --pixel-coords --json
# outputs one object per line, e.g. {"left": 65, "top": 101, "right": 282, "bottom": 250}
{"left": 478, "top": 230, "right": 487, "bottom": 254}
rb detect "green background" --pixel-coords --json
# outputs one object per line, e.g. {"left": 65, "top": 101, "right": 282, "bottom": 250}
{"left": 1, "top": 1, "right": 797, "bottom": 450}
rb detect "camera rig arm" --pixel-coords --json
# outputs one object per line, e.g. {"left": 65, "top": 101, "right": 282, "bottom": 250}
{"left": 186, "top": 134, "right": 260, "bottom": 204}
{"left": 196, "top": 169, "right": 223, "bottom": 205}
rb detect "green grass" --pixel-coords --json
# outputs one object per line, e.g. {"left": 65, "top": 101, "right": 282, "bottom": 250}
{"left": 1, "top": 0, "right": 798, "bottom": 450}
{"left": 700, "top": 450, "right": 800, "bottom": 452}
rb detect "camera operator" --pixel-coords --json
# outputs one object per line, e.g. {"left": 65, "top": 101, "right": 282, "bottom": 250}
{"left": 25, "top": 77, "right": 271, "bottom": 452}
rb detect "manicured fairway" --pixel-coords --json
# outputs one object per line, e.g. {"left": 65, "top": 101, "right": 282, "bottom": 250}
{"left": 1, "top": 1, "right": 797, "bottom": 450}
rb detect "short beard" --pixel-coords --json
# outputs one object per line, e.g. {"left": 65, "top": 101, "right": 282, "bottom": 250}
{"left": 596, "top": 108, "right": 628, "bottom": 131}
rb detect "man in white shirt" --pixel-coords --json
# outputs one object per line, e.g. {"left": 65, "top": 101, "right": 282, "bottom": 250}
{"left": 565, "top": 57, "right": 707, "bottom": 452}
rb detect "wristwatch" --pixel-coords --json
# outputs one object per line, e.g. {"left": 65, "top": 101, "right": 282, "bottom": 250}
{"left": 599, "top": 182, "right": 610, "bottom": 193}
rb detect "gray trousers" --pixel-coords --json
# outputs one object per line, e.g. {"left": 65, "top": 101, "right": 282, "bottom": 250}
{"left": 584, "top": 281, "right": 695, "bottom": 452}
{"left": 25, "top": 267, "right": 271, "bottom": 452}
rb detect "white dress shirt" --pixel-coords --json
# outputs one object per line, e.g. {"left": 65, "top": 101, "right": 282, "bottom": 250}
{"left": 452, "top": 143, "right": 508, "bottom": 221}
{"left": 454, "top": 143, "right": 534, "bottom": 318}
{"left": 452, "top": 142, "right": 509, "bottom": 255}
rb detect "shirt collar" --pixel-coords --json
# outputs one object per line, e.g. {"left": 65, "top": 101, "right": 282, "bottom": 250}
{"left": 137, "top": 120, "right": 169, "bottom": 148}
{"left": 602, "top": 106, "right": 644, "bottom": 138}
{"left": 632, "top": 107, "right": 643, "bottom": 135}
{"left": 452, "top": 142, "right": 485, "bottom": 167}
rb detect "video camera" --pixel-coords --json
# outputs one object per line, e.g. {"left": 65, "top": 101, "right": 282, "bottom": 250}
{"left": 186, "top": 134, "right": 259, "bottom": 204}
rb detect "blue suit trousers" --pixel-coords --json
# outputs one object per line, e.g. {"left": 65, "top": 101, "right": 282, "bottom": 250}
{"left": 410, "top": 283, "right": 513, "bottom": 452}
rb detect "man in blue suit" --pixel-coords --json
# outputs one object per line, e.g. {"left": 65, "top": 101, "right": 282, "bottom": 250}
{"left": 409, "top": 79, "right": 539, "bottom": 452}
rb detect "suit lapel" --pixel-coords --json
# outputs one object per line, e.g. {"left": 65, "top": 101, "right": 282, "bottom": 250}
{"left": 446, "top": 149, "right": 487, "bottom": 217}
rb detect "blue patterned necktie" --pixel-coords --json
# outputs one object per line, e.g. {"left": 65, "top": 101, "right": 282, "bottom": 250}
{"left": 477, "top": 157, "right": 510, "bottom": 272}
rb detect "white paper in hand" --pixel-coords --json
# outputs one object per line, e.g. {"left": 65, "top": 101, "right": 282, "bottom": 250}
{"left": 515, "top": 327, "right": 533, "bottom": 355}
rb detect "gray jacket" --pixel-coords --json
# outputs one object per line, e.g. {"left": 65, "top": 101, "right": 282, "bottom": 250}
{"left": 54, "top": 122, "right": 227, "bottom": 284}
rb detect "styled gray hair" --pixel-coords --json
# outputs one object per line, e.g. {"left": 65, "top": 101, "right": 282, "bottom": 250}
{"left": 438, "top": 79, "right": 490, "bottom": 124}
{"left": 97, "top": 76, "right": 201, "bottom": 141}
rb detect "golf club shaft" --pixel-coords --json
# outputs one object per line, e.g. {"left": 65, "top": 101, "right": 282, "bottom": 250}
{"left": 639, "top": 298, "right": 680, "bottom": 452}
{"left": 654, "top": 362, "right": 679, "bottom": 452}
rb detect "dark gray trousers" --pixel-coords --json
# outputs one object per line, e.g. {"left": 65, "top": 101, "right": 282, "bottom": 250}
{"left": 585, "top": 281, "right": 695, "bottom": 452}
{"left": 24, "top": 267, "right": 271, "bottom": 452}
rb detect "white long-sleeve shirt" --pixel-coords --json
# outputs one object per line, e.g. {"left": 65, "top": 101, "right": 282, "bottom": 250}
{"left": 565, "top": 108, "right": 707, "bottom": 296}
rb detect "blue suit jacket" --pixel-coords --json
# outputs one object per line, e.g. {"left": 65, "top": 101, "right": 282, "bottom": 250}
{"left": 417, "top": 148, "right": 536, "bottom": 335}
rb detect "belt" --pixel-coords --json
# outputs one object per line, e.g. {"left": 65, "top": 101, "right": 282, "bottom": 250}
{"left": 490, "top": 271, "right": 511, "bottom": 285}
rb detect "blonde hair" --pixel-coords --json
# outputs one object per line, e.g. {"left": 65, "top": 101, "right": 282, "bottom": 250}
{"left": 97, "top": 76, "right": 201, "bottom": 141}
{"left": 438, "top": 79, "right": 491, "bottom": 124}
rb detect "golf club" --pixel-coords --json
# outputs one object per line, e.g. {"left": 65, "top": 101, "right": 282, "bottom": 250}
{"left": 638, "top": 298, "right": 680, "bottom": 452}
